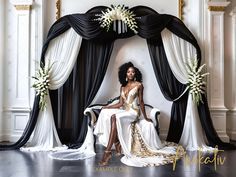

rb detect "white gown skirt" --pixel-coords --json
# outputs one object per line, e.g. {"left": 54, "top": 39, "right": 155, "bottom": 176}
{"left": 94, "top": 108, "right": 183, "bottom": 167}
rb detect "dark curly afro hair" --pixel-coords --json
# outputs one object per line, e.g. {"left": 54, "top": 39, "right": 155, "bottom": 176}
{"left": 118, "top": 62, "right": 142, "bottom": 86}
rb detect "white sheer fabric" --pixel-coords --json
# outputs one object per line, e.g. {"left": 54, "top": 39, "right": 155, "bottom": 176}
{"left": 161, "top": 28, "right": 214, "bottom": 151}
{"left": 49, "top": 126, "right": 96, "bottom": 160}
{"left": 21, "top": 28, "right": 82, "bottom": 151}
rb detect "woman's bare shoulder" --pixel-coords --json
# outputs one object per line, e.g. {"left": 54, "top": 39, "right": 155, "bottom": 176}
{"left": 135, "top": 82, "right": 143, "bottom": 89}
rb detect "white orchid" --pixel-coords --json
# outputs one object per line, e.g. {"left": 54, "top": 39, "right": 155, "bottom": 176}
{"left": 32, "top": 61, "right": 53, "bottom": 110}
{"left": 96, "top": 5, "right": 138, "bottom": 34}
{"left": 186, "top": 56, "right": 209, "bottom": 105}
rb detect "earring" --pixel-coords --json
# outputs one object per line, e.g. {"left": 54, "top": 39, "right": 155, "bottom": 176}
{"left": 134, "top": 77, "right": 136, "bottom": 81}
{"left": 126, "top": 77, "right": 128, "bottom": 81}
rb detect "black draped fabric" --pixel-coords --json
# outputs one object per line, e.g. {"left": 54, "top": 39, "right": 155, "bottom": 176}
{"left": 147, "top": 16, "right": 235, "bottom": 149}
{"left": 198, "top": 96, "right": 236, "bottom": 150}
{"left": 50, "top": 39, "right": 114, "bottom": 148}
{"left": 147, "top": 38, "right": 188, "bottom": 143}
{"left": 1, "top": 5, "right": 235, "bottom": 150}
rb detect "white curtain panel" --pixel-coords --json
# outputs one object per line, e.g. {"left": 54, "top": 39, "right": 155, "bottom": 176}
{"left": 21, "top": 28, "right": 82, "bottom": 151}
{"left": 161, "top": 29, "right": 213, "bottom": 151}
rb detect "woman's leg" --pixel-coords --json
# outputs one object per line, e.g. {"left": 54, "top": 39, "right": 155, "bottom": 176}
{"left": 106, "top": 114, "right": 118, "bottom": 150}
{"left": 99, "top": 114, "right": 118, "bottom": 166}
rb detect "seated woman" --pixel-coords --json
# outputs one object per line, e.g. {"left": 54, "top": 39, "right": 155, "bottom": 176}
{"left": 94, "top": 62, "right": 184, "bottom": 167}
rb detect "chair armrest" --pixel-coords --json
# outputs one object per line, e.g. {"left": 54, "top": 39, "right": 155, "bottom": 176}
{"left": 149, "top": 108, "right": 160, "bottom": 135}
{"left": 84, "top": 106, "right": 103, "bottom": 126}
{"left": 85, "top": 96, "right": 120, "bottom": 126}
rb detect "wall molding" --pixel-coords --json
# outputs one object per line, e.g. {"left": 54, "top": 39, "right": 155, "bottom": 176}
{"left": 208, "top": 6, "right": 226, "bottom": 12}
{"left": 55, "top": 0, "right": 185, "bottom": 20}
{"left": 227, "top": 110, "right": 236, "bottom": 140}
{"left": 208, "top": 1, "right": 230, "bottom": 12}
{"left": 14, "top": 5, "right": 31, "bottom": 10}
{"left": 56, "top": 0, "right": 61, "bottom": 20}
{"left": 210, "top": 109, "right": 230, "bottom": 142}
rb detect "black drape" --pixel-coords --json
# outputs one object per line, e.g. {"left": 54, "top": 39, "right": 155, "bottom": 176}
{"left": 147, "top": 16, "right": 235, "bottom": 149}
{"left": 198, "top": 96, "right": 236, "bottom": 149}
{"left": 70, "top": 39, "right": 114, "bottom": 147}
{"left": 147, "top": 37, "right": 188, "bottom": 143}
{"left": 50, "top": 39, "right": 114, "bottom": 148}
{"left": 1, "top": 5, "right": 235, "bottom": 150}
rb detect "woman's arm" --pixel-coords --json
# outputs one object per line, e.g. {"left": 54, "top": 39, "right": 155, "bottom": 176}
{"left": 102, "top": 87, "right": 124, "bottom": 109}
{"left": 138, "top": 84, "right": 152, "bottom": 122}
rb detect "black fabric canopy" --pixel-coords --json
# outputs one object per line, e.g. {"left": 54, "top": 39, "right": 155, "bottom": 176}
{"left": 0, "top": 5, "right": 234, "bottom": 150}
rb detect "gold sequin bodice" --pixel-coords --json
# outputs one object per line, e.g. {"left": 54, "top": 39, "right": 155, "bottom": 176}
{"left": 121, "top": 86, "right": 140, "bottom": 116}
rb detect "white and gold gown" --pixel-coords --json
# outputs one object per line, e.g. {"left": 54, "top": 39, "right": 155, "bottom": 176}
{"left": 94, "top": 86, "right": 184, "bottom": 167}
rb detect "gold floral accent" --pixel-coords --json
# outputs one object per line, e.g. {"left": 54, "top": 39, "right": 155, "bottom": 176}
{"left": 130, "top": 123, "right": 185, "bottom": 166}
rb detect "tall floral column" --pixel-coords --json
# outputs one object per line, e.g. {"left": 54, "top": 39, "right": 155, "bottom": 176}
{"left": 206, "top": 0, "right": 230, "bottom": 142}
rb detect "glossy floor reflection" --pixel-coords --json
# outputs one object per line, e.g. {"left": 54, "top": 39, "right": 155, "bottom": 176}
{"left": 0, "top": 144, "right": 236, "bottom": 177}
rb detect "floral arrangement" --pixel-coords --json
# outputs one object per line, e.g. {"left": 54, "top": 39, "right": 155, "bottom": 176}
{"left": 186, "top": 56, "right": 209, "bottom": 105}
{"left": 32, "top": 62, "right": 52, "bottom": 110}
{"left": 96, "top": 5, "right": 138, "bottom": 34}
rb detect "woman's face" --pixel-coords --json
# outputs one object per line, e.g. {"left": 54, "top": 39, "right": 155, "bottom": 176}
{"left": 126, "top": 67, "right": 136, "bottom": 81}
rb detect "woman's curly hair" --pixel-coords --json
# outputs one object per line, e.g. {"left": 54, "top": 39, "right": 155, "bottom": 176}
{"left": 118, "top": 62, "right": 142, "bottom": 86}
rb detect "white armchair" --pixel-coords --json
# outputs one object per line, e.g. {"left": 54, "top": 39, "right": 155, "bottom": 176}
{"left": 84, "top": 96, "right": 160, "bottom": 135}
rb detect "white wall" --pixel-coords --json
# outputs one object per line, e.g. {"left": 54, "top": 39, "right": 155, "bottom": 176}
{"left": 0, "top": 0, "right": 43, "bottom": 142}
{"left": 60, "top": 0, "right": 178, "bottom": 15}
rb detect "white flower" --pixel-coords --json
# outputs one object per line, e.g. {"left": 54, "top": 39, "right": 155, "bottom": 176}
{"left": 96, "top": 5, "right": 138, "bottom": 34}
{"left": 32, "top": 61, "right": 54, "bottom": 110}
{"left": 186, "top": 55, "right": 209, "bottom": 105}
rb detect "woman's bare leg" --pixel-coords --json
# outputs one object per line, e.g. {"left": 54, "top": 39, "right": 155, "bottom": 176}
{"left": 99, "top": 114, "right": 118, "bottom": 166}
{"left": 106, "top": 114, "right": 118, "bottom": 150}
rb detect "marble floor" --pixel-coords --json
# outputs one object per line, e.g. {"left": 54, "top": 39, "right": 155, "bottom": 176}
{"left": 0, "top": 144, "right": 236, "bottom": 177}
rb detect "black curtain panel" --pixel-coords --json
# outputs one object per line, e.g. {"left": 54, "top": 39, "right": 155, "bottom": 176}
{"left": 69, "top": 39, "right": 114, "bottom": 148}
{"left": 50, "top": 39, "right": 114, "bottom": 148}
{"left": 1, "top": 5, "right": 235, "bottom": 150}
{"left": 146, "top": 16, "right": 235, "bottom": 149}
{"left": 147, "top": 37, "right": 188, "bottom": 143}
{"left": 198, "top": 96, "right": 236, "bottom": 149}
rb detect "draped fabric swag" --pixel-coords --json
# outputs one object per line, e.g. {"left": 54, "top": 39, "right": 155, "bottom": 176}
{"left": 161, "top": 29, "right": 211, "bottom": 150}
{"left": 0, "top": 5, "right": 234, "bottom": 150}
{"left": 21, "top": 28, "right": 82, "bottom": 151}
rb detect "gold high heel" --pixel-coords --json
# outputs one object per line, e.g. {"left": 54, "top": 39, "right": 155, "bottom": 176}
{"left": 98, "top": 150, "right": 112, "bottom": 166}
{"left": 115, "top": 142, "right": 122, "bottom": 156}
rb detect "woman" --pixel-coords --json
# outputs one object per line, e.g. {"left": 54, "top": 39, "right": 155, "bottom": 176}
{"left": 94, "top": 62, "right": 183, "bottom": 167}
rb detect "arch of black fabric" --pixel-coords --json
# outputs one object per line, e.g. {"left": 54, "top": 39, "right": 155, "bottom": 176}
{"left": 0, "top": 5, "right": 235, "bottom": 150}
